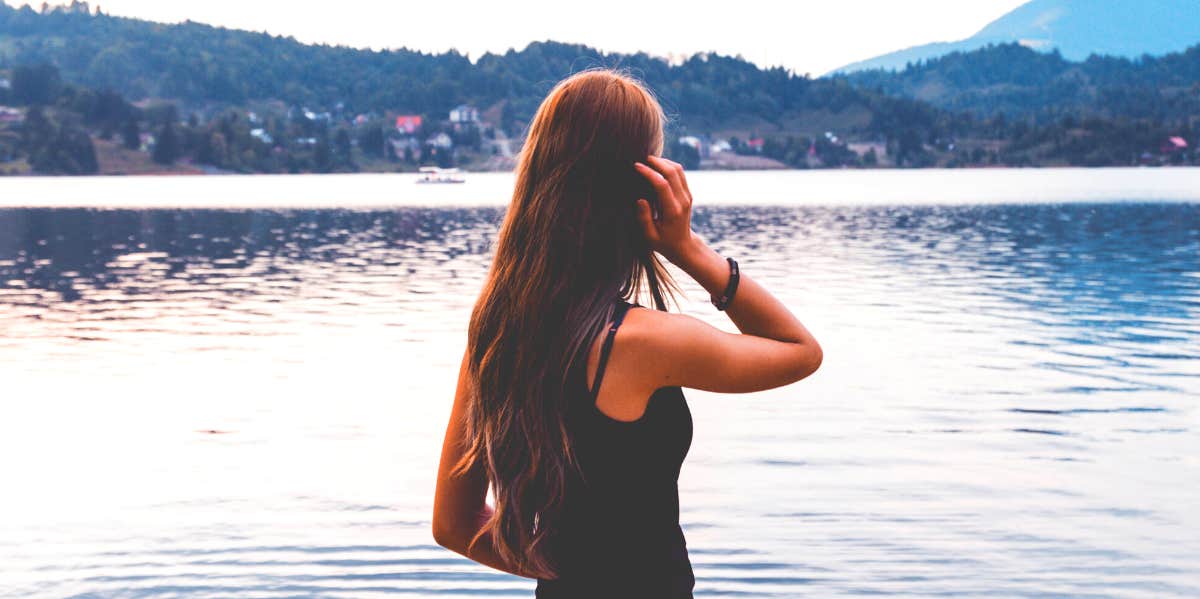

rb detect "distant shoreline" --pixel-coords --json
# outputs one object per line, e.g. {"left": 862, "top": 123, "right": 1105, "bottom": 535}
{"left": 5, "top": 163, "right": 1199, "bottom": 178}
{"left": 3, "top": 167, "right": 1198, "bottom": 213}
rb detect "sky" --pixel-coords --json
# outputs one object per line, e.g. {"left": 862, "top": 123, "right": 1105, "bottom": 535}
{"left": 38, "top": 0, "right": 1031, "bottom": 75}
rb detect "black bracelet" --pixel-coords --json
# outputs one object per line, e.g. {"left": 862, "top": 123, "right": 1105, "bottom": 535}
{"left": 710, "top": 257, "right": 739, "bottom": 311}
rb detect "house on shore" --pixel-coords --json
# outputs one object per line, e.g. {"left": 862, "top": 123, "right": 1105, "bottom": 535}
{"left": 390, "top": 136, "right": 420, "bottom": 159}
{"left": 0, "top": 106, "right": 23, "bottom": 123}
{"left": 678, "top": 135, "right": 707, "bottom": 158}
{"left": 303, "top": 109, "right": 332, "bottom": 123}
{"left": 250, "top": 128, "right": 273, "bottom": 144}
{"left": 425, "top": 132, "right": 453, "bottom": 150}
{"left": 396, "top": 115, "right": 423, "bottom": 135}
{"left": 450, "top": 105, "right": 479, "bottom": 124}
{"left": 847, "top": 141, "right": 887, "bottom": 158}
{"left": 1162, "top": 136, "right": 1188, "bottom": 154}
{"left": 449, "top": 105, "right": 479, "bottom": 132}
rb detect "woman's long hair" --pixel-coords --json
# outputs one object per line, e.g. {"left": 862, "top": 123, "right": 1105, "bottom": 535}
{"left": 450, "top": 68, "right": 682, "bottom": 578}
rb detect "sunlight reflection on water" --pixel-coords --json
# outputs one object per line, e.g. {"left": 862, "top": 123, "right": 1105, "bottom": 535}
{"left": 0, "top": 172, "right": 1198, "bottom": 597}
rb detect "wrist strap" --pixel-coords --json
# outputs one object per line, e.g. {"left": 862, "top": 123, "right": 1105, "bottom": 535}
{"left": 711, "top": 257, "right": 739, "bottom": 311}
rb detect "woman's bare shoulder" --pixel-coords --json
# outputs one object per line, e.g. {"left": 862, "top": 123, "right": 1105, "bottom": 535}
{"left": 590, "top": 305, "right": 707, "bottom": 406}
{"left": 619, "top": 303, "right": 822, "bottom": 394}
{"left": 619, "top": 305, "right": 718, "bottom": 359}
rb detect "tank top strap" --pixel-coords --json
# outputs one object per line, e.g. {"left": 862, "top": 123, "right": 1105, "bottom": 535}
{"left": 589, "top": 299, "right": 632, "bottom": 399}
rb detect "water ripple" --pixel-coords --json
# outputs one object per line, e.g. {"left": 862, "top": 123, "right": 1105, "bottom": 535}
{"left": 0, "top": 200, "right": 1197, "bottom": 597}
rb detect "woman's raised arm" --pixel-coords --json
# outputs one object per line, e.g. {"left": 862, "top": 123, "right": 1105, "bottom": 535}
{"left": 629, "top": 155, "right": 822, "bottom": 393}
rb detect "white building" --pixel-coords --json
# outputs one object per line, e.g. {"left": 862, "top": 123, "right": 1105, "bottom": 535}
{"left": 847, "top": 142, "right": 887, "bottom": 158}
{"left": 390, "top": 137, "right": 420, "bottom": 156}
{"left": 0, "top": 106, "right": 22, "bottom": 123}
{"left": 678, "top": 135, "right": 708, "bottom": 158}
{"left": 449, "top": 105, "right": 479, "bottom": 124}
{"left": 426, "top": 132, "right": 453, "bottom": 149}
{"left": 303, "top": 109, "right": 332, "bottom": 123}
{"left": 250, "top": 128, "right": 273, "bottom": 144}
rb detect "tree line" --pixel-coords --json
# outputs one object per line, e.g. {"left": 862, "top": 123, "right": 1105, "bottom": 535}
{"left": 0, "top": 3, "right": 964, "bottom": 138}
{"left": 0, "top": 62, "right": 498, "bottom": 174}
{"left": 1, "top": 2, "right": 1196, "bottom": 173}
{"left": 842, "top": 42, "right": 1200, "bottom": 124}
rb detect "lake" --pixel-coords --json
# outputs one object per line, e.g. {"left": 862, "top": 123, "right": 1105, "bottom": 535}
{"left": 1, "top": 168, "right": 1198, "bottom": 598}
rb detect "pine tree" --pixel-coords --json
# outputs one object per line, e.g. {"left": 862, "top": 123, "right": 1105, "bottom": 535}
{"left": 152, "top": 121, "right": 181, "bottom": 165}
{"left": 121, "top": 117, "right": 140, "bottom": 150}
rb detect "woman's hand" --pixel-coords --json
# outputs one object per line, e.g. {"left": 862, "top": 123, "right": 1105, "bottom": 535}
{"left": 629, "top": 158, "right": 822, "bottom": 395}
{"left": 634, "top": 155, "right": 700, "bottom": 266}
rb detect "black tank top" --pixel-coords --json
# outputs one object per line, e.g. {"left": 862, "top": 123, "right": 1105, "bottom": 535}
{"left": 535, "top": 298, "right": 695, "bottom": 598}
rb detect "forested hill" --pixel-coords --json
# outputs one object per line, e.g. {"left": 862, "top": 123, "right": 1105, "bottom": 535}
{"left": 832, "top": 0, "right": 1200, "bottom": 74}
{"left": 842, "top": 42, "right": 1200, "bottom": 123}
{"left": 0, "top": 1, "right": 920, "bottom": 136}
{"left": 1, "top": 2, "right": 1196, "bottom": 175}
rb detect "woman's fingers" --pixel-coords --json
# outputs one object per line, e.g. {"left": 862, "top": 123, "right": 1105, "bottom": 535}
{"left": 634, "top": 162, "right": 674, "bottom": 209}
{"left": 679, "top": 169, "right": 692, "bottom": 204}
{"left": 635, "top": 199, "right": 659, "bottom": 244}
{"left": 676, "top": 163, "right": 692, "bottom": 208}
{"left": 645, "top": 155, "right": 688, "bottom": 216}
{"left": 638, "top": 160, "right": 677, "bottom": 219}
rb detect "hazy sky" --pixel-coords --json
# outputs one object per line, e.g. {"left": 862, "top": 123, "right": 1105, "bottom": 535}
{"left": 47, "top": 0, "right": 1029, "bottom": 75}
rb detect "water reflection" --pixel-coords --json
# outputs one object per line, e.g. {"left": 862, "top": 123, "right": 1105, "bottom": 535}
{"left": 0, "top": 202, "right": 1197, "bottom": 597}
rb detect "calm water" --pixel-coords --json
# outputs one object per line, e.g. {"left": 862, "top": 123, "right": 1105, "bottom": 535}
{"left": 1, "top": 169, "right": 1198, "bottom": 598}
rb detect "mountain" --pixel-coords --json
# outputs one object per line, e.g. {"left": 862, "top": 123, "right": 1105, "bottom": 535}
{"left": 831, "top": 0, "right": 1200, "bottom": 75}
{"left": 840, "top": 41, "right": 1200, "bottom": 122}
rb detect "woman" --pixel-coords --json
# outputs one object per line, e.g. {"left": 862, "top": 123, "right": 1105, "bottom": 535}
{"left": 432, "top": 68, "right": 822, "bottom": 598}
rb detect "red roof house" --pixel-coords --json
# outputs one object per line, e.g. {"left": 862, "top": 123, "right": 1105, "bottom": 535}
{"left": 396, "top": 115, "right": 423, "bottom": 135}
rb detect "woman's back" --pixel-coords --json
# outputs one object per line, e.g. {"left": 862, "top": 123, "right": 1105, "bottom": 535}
{"left": 432, "top": 70, "right": 821, "bottom": 596}
{"left": 535, "top": 298, "right": 695, "bottom": 598}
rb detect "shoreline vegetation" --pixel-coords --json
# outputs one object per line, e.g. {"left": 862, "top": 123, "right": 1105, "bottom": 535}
{"left": 0, "top": 2, "right": 1197, "bottom": 176}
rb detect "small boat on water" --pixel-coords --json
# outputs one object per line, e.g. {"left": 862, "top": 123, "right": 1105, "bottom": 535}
{"left": 416, "top": 166, "right": 466, "bottom": 184}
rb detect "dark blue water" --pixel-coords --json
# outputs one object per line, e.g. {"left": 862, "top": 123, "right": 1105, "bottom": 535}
{"left": 0, "top": 201, "right": 1197, "bottom": 597}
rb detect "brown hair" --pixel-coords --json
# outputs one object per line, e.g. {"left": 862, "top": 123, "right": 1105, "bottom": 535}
{"left": 450, "top": 68, "right": 681, "bottom": 578}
